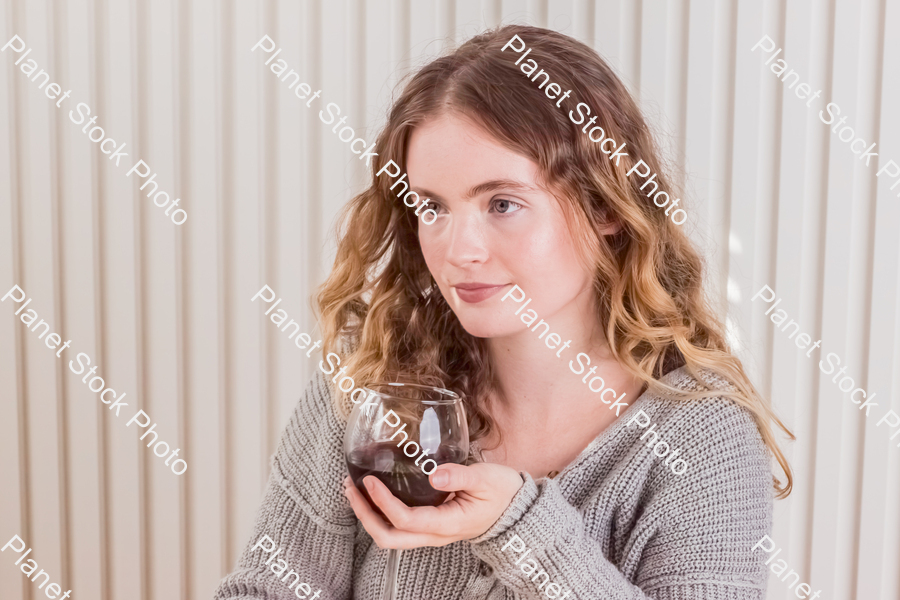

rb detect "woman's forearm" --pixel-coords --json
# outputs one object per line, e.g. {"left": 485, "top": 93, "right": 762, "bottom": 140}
{"left": 216, "top": 373, "right": 358, "bottom": 599}
{"left": 213, "top": 466, "right": 357, "bottom": 600}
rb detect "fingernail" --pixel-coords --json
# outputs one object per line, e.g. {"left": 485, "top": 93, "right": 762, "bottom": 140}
{"left": 432, "top": 470, "right": 449, "bottom": 488}
{"left": 364, "top": 477, "right": 375, "bottom": 491}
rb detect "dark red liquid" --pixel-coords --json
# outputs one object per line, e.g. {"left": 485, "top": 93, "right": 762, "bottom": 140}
{"left": 347, "top": 442, "right": 467, "bottom": 509}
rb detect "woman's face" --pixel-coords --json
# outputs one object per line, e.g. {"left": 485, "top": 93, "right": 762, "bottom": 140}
{"left": 408, "top": 112, "right": 596, "bottom": 339}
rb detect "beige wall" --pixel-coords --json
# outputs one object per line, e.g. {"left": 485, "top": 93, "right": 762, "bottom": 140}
{"left": 1, "top": 0, "right": 899, "bottom": 599}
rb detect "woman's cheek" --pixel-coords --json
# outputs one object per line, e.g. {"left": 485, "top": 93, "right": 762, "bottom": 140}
{"left": 417, "top": 228, "right": 448, "bottom": 276}
{"left": 526, "top": 249, "right": 583, "bottom": 300}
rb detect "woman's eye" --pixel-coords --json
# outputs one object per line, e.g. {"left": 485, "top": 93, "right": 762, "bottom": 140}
{"left": 491, "top": 198, "right": 523, "bottom": 214}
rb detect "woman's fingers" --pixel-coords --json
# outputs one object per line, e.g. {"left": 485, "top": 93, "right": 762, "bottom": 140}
{"left": 344, "top": 463, "right": 524, "bottom": 547}
{"left": 429, "top": 463, "right": 483, "bottom": 494}
{"left": 344, "top": 479, "right": 393, "bottom": 540}
{"left": 343, "top": 477, "right": 449, "bottom": 549}
{"left": 433, "top": 462, "right": 525, "bottom": 504}
{"left": 363, "top": 476, "right": 465, "bottom": 538}
{"left": 362, "top": 476, "right": 415, "bottom": 527}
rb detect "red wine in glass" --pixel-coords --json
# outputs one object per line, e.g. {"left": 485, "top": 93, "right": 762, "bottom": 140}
{"left": 343, "top": 382, "right": 469, "bottom": 600}
{"left": 347, "top": 442, "right": 468, "bottom": 509}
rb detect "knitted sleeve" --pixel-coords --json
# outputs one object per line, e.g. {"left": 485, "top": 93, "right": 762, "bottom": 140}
{"left": 213, "top": 371, "right": 357, "bottom": 600}
{"left": 468, "top": 397, "right": 774, "bottom": 600}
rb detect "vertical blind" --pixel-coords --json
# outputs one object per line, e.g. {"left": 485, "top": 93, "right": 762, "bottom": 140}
{"left": 1, "top": 1, "right": 898, "bottom": 599}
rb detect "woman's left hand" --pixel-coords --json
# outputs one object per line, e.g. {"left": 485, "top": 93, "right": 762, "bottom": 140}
{"left": 343, "top": 462, "right": 524, "bottom": 549}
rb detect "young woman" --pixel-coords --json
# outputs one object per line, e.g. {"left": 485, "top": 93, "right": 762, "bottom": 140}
{"left": 215, "top": 24, "right": 792, "bottom": 600}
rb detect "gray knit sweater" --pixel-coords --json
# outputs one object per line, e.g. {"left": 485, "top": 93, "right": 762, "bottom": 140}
{"left": 214, "top": 366, "right": 774, "bottom": 600}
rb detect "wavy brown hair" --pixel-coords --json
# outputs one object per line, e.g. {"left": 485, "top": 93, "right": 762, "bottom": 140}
{"left": 315, "top": 24, "right": 793, "bottom": 497}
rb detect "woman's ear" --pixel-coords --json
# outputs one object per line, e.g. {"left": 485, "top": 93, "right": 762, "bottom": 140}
{"left": 597, "top": 218, "right": 622, "bottom": 236}
{"left": 586, "top": 192, "right": 622, "bottom": 236}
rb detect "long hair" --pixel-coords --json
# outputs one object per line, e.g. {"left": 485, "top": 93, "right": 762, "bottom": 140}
{"left": 315, "top": 24, "right": 793, "bottom": 498}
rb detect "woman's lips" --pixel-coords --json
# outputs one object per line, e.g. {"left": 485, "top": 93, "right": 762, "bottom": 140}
{"left": 453, "top": 284, "right": 507, "bottom": 303}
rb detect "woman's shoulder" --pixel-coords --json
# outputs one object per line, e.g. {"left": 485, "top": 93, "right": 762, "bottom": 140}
{"left": 625, "top": 366, "right": 773, "bottom": 481}
{"left": 287, "top": 368, "right": 344, "bottom": 430}
{"left": 647, "top": 366, "right": 767, "bottom": 439}
{"left": 277, "top": 370, "right": 344, "bottom": 457}
{"left": 270, "top": 370, "right": 355, "bottom": 531}
{"left": 603, "top": 368, "right": 774, "bottom": 592}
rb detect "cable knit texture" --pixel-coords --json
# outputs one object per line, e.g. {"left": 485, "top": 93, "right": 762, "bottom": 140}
{"left": 213, "top": 366, "right": 774, "bottom": 600}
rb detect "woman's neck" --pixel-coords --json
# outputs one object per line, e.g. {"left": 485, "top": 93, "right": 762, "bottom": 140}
{"left": 489, "top": 291, "right": 612, "bottom": 400}
{"left": 482, "top": 344, "right": 644, "bottom": 475}
{"left": 489, "top": 308, "right": 639, "bottom": 418}
{"left": 474, "top": 284, "right": 646, "bottom": 476}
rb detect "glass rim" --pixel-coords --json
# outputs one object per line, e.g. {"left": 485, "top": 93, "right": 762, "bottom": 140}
{"left": 362, "top": 381, "right": 463, "bottom": 405}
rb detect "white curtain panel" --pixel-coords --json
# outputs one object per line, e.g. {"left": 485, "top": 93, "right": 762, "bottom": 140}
{"left": 1, "top": 0, "right": 898, "bottom": 599}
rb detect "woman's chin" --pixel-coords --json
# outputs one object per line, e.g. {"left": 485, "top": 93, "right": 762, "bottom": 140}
{"left": 455, "top": 317, "right": 519, "bottom": 339}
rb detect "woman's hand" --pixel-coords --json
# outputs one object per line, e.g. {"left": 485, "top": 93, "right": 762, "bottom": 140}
{"left": 343, "top": 462, "right": 524, "bottom": 549}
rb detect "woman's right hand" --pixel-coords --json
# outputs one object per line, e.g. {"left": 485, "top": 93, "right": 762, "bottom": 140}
{"left": 344, "top": 461, "right": 523, "bottom": 549}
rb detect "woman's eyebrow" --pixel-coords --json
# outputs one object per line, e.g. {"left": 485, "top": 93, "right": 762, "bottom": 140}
{"left": 410, "top": 179, "right": 540, "bottom": 202}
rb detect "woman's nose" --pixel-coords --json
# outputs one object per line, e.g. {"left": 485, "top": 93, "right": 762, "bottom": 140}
{"left": 443, "top": 208, "right": 490, "bottom": 266}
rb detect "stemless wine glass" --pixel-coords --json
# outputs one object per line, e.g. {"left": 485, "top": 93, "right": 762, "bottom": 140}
{"left": 344, "top": 382, "right": 469, "bottom": 600}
